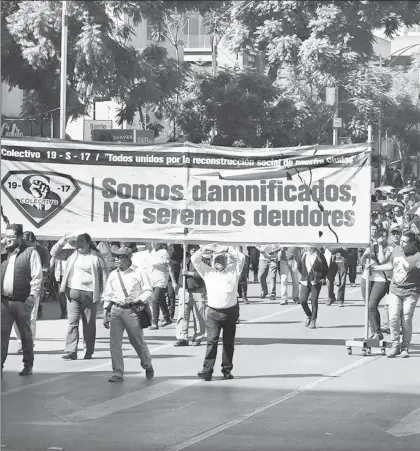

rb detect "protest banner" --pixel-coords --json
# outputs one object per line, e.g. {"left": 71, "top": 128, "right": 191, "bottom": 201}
{"left": 1, "top": 137, "right": 371, "bottom": 245}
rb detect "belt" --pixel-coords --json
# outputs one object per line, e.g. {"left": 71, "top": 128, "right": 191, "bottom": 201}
{"left": 209, "top": 304, "right": 238, "bottom": 313}
{"left": 114, "top": 302, "right": 143, "bottom": 309}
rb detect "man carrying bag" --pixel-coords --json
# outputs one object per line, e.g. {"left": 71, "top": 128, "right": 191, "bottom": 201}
{"left": 102, "top": 246, "right": 154, "bottom": 382}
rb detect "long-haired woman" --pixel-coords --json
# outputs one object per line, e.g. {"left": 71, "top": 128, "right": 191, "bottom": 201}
{"left": 360, "top": 228, "right": 392, "bottom": 340}
{"left": 51, "top": 233, "right": 108, "bottom": 360}
{"left": 298, "top": 247, "right": 329, "bottom": 329}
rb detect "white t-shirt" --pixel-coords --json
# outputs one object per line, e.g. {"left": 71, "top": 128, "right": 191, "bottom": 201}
{"left": 67, "top": 253, "right": 94, "bottom": 291}
{"left": 147, "top": 249, "right": 170, "bottom": 288}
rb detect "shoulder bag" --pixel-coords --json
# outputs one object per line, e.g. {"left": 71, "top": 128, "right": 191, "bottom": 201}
{"left": 117, "top": 270, "right": 152, "bottom": 329}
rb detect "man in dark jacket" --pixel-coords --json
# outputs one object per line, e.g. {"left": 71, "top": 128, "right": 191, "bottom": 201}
{"left": 174, "top": 245, "right": 206, "bottom": 347}
{"left": 326, "top": 247, "right": 349, "bottom": 307}
{"left": 1, "top": 224, "right": 43, "bottom": 377}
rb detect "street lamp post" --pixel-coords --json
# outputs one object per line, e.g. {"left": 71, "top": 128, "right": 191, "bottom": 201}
{"left": 60, "top": 1, "right": 69, "bottom": 140}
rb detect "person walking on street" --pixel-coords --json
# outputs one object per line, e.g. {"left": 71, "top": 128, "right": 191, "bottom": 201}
{"left": 277, "top": 247, "right": 301, "bottom": 305}
{"left": 237, "top": 245, "right": 250, "bottom": 305}
{"left": 298, "top": 247, "right": 328, "bottom": 329}
{"left": 191, "top": 244, "right": 245, "bottom": 381}
{"left": 248, "top": 246, "right": 260, "bottom": 283}
{"left": 14, "top": 231, "right": 49, "bottom": 351}
{"left": 372, "top": 232, "right": 420, "bottom": 358}
{"left": 166, "top": 244, "right": 183, "bottom": 321}
{"left": 257, "top": 244, "right": 281, "bottom": 300}
{"left": 102, "top": 246, "right": 154, "bottom": 382}
{"left": 360, "top": 228, "right": 393, "bottom": 340}
{"left": 347, "top": 248, "right": 358, "bottom": 287}
{"left": 326, "top": 247, "right": 349, "bottom": 307}
{"left": 147, "top": 243, "right": 178, "bottom": 330}
{"left": 51, "top": 233, "right": 108, "bottom": 361}
{"left": 174, "top": 245, "right": 206, "bottom": 347}
{"left": 1, "top": 224, "right": 43, "bottom": 377}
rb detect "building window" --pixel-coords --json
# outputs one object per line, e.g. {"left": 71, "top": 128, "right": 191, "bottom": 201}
{"left": 183, "top": 14, "right": 211, "bottom": 48}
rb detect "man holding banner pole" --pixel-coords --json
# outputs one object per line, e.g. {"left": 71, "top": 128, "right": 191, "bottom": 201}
{"left": 191, "top": 244, "right": 245, "bottom": 381}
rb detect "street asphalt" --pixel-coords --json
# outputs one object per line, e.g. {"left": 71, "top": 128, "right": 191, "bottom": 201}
{"left": 1, "top": 274, "right": 419, "bottom": 451}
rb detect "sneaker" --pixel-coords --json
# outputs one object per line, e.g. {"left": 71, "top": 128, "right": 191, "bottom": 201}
{"left": 243, "top": 295, "right": 250, "bottom": 304}
{"left": 387, "top": 344, "right": 401, "bottom": 358}
{"left": 304, "top": 317, "right": 311, "bottom": 327}
{"left": 308, "top": 320, "right": 317, "bottom": 329}
{"left": 191, "top": 340, "right": 201, "bottom": 346}
{"left": 401, "top": 348, "right": 410, "bottom": 358}
{"left": 160, "top": 320, "right": 172, "bottom": 327}
{"left": 260, "top": 292, "right": 267, "bottom": 299}
{"left": 338, "top": 301, "right": 344, "bottom": 307}
{"left": 279, "top": 299, "right": 288, "bottom": 305}
{"left": 173, "top": 339, "right": 189, "bottom": 347}
{"left": 62, "top": 352, "right": 77, "bottom": 360}
{"left": 293, "top": 297, "right": 300, "bottom": 304}
{"left": 149, "top": 324, "right": 159, "bottom": 330}
{"left": 269, "top": 294, "right": 276, "bottom": 301}
{"left": 197, "top": 371, "right": 212, "bottom": 381}
{"left": 19, "top": 364, "right": 33, "bottom": 376}
{"left": 371, "top": 333, "right": 384, "bottom": 341}
{"left": 108, "top": 375, "right": 124, "bottom": 383}
{"left": 351, "top": 284, "right": 356, "bottom": 287}
{"left": 145, "top": 366, "right": 154, "bottom": 379}
{"left": 326, "top": 299, "right": 335, "bottom": 306}
{"left": 222, "top": 370, "right": 234, "bottom": 380}
{"left": 381, "top": 327, "right": 391, "bottom": 334}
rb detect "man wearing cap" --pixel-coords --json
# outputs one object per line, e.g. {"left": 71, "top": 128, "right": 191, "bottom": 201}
{"left": 102, "top": 246, "right": 154, "bottom": 382}
{"left": 191, "top": 244, "right": 245, "bottom": 381}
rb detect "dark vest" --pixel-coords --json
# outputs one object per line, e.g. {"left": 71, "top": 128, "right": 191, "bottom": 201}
{"left": 1, "top": 244, "right": 34, "bottom": 302}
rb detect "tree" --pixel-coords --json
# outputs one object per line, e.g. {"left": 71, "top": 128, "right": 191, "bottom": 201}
{"left": 224, "top": 1, "right": 420, "bottom": 83}
{"left": 177, "top": 68, "right": 298, "bottom": 147}
{"left": 1, "top": 1, "right": 183, "bottom": 136}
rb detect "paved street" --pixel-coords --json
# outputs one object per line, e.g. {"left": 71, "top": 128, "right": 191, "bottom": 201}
{"left": 2, "top": 277, "right": 420, "bottom": 451}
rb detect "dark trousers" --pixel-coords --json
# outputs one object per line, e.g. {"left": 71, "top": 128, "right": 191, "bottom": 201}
{"left": 203, "top": 304, "right": 239, "bottom": 375}
{"left": 152, "top": 287, "right": 171, "bottom": 324}
{"left": 249, "top": 248, "right": 260, "bottom": 281}
{"left": 1, "top": 298, "right": 34, "bottom": 368}
{"left": 237, "top": 281, "right": 248, "bottom": 298}
{"left": 65, "top": 288, "right": 97, "bottom": 355}
{"left": 300, "top": 282, "right": 322, "bottom": 321}
{"left": 167, "top": 263, "right": 181, "bottom": 320}
{"left": 327, "top": 262, "right": 348, "bottom": 302}
{"left": 361, "top": 279, "right": 388, "bottom": 334}
{"left": 348, "top": 260, "right": 357, "bottom": 284}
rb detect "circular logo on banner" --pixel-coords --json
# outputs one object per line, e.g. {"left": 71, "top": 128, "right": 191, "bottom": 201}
{"left": 1, "top": 171, "right": 81, "bottom": 228}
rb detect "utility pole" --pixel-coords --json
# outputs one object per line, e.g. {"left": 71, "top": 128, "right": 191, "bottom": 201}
{"left": 333, "top": 86, "right": 339, "bottom": 145}
{"left": 378, "top": 55, "right": 382, "bottom": 185}
{"left": 60, "top": 0, "right": 69, "bottom": 139}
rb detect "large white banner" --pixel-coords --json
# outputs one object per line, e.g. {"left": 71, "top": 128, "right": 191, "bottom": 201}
{"left": 1, "top": 138, "right": 372, "bottom": 245}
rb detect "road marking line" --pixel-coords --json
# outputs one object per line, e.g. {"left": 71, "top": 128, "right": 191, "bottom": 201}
{"left": 62, "top": 379, "right": 200, "bottom": 422}
{"left": 1, "top": 343, "right": 171, "bottom": 397}
{"left": 160, "top": 355, "right": 382, "bottom": 451}
{"left": 387, "top": 407, "right": 420, "bottom": 437}
{"left": 1, "top": 306, "right": 301, "bottom": 397}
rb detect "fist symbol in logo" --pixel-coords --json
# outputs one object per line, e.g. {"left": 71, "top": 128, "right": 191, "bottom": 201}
{"left": 30, "top": 179, "right": 50, "bottom": 200}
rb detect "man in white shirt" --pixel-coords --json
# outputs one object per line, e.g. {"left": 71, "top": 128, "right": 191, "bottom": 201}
{"left": 102, "top": 246, "right": 154, "bottom": 382}
{"left": 191, "top": 244, "right": 245, "bottom": 381}
{"left": 1, "top": 224, "right": 43, "bottom": 377}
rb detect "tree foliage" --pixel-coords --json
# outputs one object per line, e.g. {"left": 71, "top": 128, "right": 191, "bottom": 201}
{"left": 1, "top": 1, "right": 184, "bottom": 135}
{"left": 224, "top": 0, "right": 420, "bottom": 82}
{"left": 177, "top": 68, "right": 297, "bottom": 147}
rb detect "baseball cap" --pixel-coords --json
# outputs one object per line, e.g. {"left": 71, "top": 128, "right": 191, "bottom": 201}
{"left": 110, "top": 245, "right": 132, "bottom": 258}
{"left": 390, "top": 224, "right": 401, "bottom": 233}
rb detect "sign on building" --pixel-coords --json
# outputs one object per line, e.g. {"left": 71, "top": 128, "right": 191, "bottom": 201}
{"left": 83, "top": 120, "right": 112, "bottom": 141}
